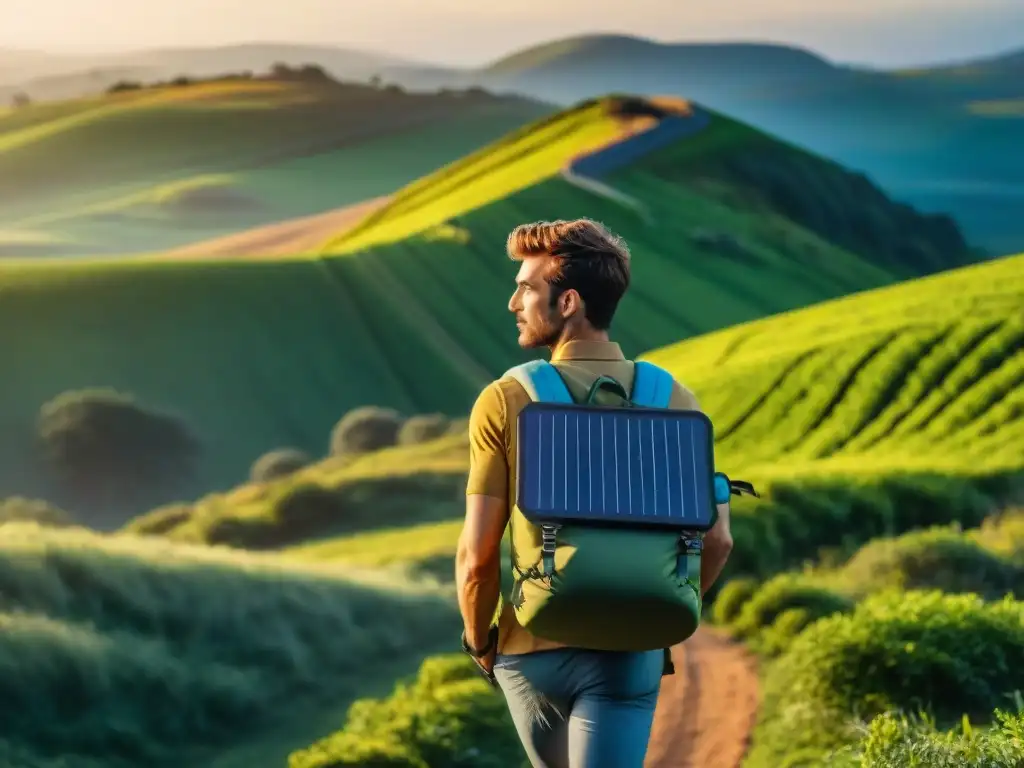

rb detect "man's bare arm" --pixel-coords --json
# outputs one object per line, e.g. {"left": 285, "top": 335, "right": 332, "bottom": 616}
{"left": 701, "top": 500, "right": 733, "bottom": 596}
{"left": 455, "top": 493, "right": 507, "bottom": 650}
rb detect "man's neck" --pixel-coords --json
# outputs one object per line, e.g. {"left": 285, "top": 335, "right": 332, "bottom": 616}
{"left": 548, "top": 327, "right": 610, "bottom": 358}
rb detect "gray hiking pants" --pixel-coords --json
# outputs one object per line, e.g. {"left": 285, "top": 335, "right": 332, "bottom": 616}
{"left": 493, "top": 647, "right": 663, "bottom": 768}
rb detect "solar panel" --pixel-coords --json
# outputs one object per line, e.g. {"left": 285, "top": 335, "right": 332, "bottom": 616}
{"left": 515, "top": 402, "right": 717, "bottom": 531}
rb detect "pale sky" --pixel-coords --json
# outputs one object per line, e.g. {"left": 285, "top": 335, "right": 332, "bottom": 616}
{"left": 4, "top": 0, "right": 1022, "bottom": 68}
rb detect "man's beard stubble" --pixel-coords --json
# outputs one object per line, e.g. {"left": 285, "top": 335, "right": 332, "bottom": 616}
{"left": 518, "top": 310, "right": 564, "bottom": 349}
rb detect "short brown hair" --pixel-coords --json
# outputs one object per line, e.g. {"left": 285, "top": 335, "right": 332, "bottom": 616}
{"left": 506, "top": 218, "right": 631, "bottom": 330}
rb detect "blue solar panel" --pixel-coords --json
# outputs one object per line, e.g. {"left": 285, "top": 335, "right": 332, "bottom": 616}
{"left": 515, "top": 403, "right": 717, "bottom": 531}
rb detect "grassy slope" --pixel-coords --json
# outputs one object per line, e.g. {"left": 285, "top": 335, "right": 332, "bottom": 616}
{"left": 0, "top": 521, "right": 461, "bottom": 768}
{"left": 0, "top": 98, "right": 975, "bottom": 522}
{"left": 0, "top": 76, "right": 551, "bottom": 256}
{"left": 136, "top": 252, "right": 1024, "bottom": 574}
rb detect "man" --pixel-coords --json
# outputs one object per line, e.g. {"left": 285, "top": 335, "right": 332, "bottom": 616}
{"left": 455, "top": 218, "right": 734, "bottom": 768}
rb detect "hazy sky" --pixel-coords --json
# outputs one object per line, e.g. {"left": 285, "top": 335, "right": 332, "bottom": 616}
{"left": 5, "top": 0, "right": 1022, "bottom": 68}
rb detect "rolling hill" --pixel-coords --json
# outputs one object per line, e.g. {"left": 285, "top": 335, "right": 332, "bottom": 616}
{"left": 0, "top": 71, "right": 552, "bottom": 256}
{"left": 0, "top": 520, "right": 459, "bottom": 768}
{"left": 7, "top": 37, "right": 1023, "bottom": 253}
{"left": 0, "top": 95, "right": 977, "bottom": 526}
{"left": 389, "top": 36, "right": 1024, "bottom": 255}
{"left": 135, "top": 251, "right": 1024, "bottom": 580}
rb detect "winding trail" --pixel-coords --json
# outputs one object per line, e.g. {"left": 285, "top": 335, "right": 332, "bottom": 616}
{"left": 645, "top": 627, "right": 761, "bottom": 768}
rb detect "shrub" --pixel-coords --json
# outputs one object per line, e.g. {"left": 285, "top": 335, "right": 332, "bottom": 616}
{"left": 835, "top": 525, "right": 1023, "bottom": 601}
{"left": 831, "top": 706, "right": 1024, "bottom": 768}
{"left": 710, "top": 575, "right": 759, "bottom": 626}
{"left": 397, "top": 414, "right": 450, "bottom": 446}
{"left": 36, "top": 388, "right": 200, "bottom": 511}
{"left": 728, "top": 573, "right": 854, "bottom": 653}
{"left": 250, "top": 448, "right": 313, "bottom": 483}
{"left": 288, "top": 654, "right": 524, "bottom": 768}
{"left": 746, "top": 590, "right": 1024, "bottom": 767}
{"left": 721, "top": 473, "right": 1002, "bottom": 586}
{"left": 330, "top": 407, "right": 403, "bottom": 455}
{"left": 756, "top": 607, "right": 821, "bottom": 659}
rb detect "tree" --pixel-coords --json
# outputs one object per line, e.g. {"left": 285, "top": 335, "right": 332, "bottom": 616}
{"left": 329, "top": 406, "right": 403, "bottom": 456}
{"left": 37, "top": 388, "right": 200, "bottom": 511}
{"left": 11, "top": 92, "right": 31, "bottom": 109}
{"left": 250, "top": 448, "right": 313, "bottom": 483}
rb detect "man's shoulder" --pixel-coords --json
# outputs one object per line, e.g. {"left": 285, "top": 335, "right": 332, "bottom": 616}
{"left": 469, "top": 375, "right": 531, "bottom": 432}
{"left": 641, "top": 361, "right": 701, "bottom": 412}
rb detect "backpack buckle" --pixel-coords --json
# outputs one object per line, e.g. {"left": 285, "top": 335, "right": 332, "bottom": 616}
{"left": 541, "top": 524, "right": 560, "bottom": 577}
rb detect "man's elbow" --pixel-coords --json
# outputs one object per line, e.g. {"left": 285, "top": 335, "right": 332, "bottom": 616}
{"left": 705, "top": 526, "right": 733, "bottom": 558}
{"left": 456, "top": 541, "right": 499, "bottom": 581}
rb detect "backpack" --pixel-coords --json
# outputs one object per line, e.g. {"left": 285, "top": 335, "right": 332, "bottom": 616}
{"left": 497, "top": 357, "right": 756, "bottom": 655}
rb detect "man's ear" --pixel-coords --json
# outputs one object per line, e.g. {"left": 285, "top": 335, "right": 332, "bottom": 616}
{"left": 559, "top": 289, "right": 582, "bottom": 319}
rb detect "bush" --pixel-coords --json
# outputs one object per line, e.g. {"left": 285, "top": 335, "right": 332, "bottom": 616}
{"left": 830, "top": 707, "right": 1024, "bottom": 768}
{"left": 721, "top": 473, "right": 1004, "bottom": 586}
{"left": 0, "top": 524, "right": 456, "bottom": 767}
{"left": 250, "top": 448, "right": 313, "bottom": 483}
{"left": 36, "top": 388, "right": 200, "bottom": 512}
{"left": 330, "top": 407, "right": 403, "bottom": 455}
{"left": 288, "top": 654, "right": 524, "bottom": 768}
{"left": 0, "top": 498, "right": 73, "bottom": 528}
{"left": 835, "top": 525, "right": 1023, "bottom": 601}
{"left": 397, "top": 414, "right": 450, "bottom": 446}
{"left": 746, "top": 590, "right": 1024, "bottom": 767}
{"left": 710, "top": 576, "right": 758, "bottom": 626}
{"left": 728, "top": 573, "right": 854, "bottom": 654}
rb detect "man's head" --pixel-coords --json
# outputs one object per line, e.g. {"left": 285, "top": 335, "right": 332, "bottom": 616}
{"left": 506, "top": 218, "right": 631, "bottom": 350}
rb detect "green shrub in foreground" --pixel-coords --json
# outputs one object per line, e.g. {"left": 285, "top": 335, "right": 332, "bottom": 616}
{"left": 288, "top": 654, "right": 524, "bottom": 768}
{"left": 0, "top": 523, "right": 456, "bottom": 767}
{"left": 746, "top": 590, "right": 1024, "bottom": 767}
{"left": 830, "top": 707, "right": 1024, "bottom": 768}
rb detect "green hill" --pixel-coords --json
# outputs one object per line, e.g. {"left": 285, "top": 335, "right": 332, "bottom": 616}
{"left": 0, "top": 95, "right": 977, "bottom": 526}
{"left": 0, "top": 72, "right": 551, "bottom": 256}
{"left": 0, "top": 521, "right": 459, "bottom": 768}
{"left": 409, "top": 35, "right": 1024, "bottom": 255}
{"left": 132, "top": 252, "right": 1023, "bottom": 585}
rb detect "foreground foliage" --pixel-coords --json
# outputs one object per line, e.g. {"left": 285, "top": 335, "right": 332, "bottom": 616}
{"left": 0, "top": 523, "right": 456, "bottom": 767}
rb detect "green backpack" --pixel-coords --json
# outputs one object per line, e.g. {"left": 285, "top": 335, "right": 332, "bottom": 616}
{"left": 497, "top": 358, "right": 756, "bottom": 655}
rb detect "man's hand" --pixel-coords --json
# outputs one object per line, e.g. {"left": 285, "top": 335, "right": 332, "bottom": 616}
{"left": 462, "top": 625, "right": 499, "bottom": 686}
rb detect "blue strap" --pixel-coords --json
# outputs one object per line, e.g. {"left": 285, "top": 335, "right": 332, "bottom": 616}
{"left": 631, "top": 361, "right": 674, "bottom": 408}
{"left": 503, "top": 360, "right": 575, "bottom": 403}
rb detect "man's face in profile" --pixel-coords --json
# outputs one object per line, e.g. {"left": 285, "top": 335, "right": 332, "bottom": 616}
{"left": 509, "top": 257, "right": 563, "bottom": 349}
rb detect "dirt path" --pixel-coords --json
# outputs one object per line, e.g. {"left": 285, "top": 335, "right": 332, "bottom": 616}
{"left": 645, "top": 627, "right": 761, "bottom": 768}
{"left": 166, "top": 195, "right": 391, "bottom": 258}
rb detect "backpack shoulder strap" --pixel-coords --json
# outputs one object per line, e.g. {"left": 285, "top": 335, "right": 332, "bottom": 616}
{"left": 503, "top": 359, "right": 575, "bottom": 404}
{"left": 630, "top": 360, "right": 675, "bottom": 408}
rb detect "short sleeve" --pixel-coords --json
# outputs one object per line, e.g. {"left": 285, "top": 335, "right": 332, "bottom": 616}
{"left": 668, "top": 379, "right": 701, "bottom": 412}
{"left": 465, "top": 381, "right": 509, "bottom": 499}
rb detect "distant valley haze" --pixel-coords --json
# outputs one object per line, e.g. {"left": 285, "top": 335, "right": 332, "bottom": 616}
{"left": 4, "top": 0, "right": 1023, "bottom": 70}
